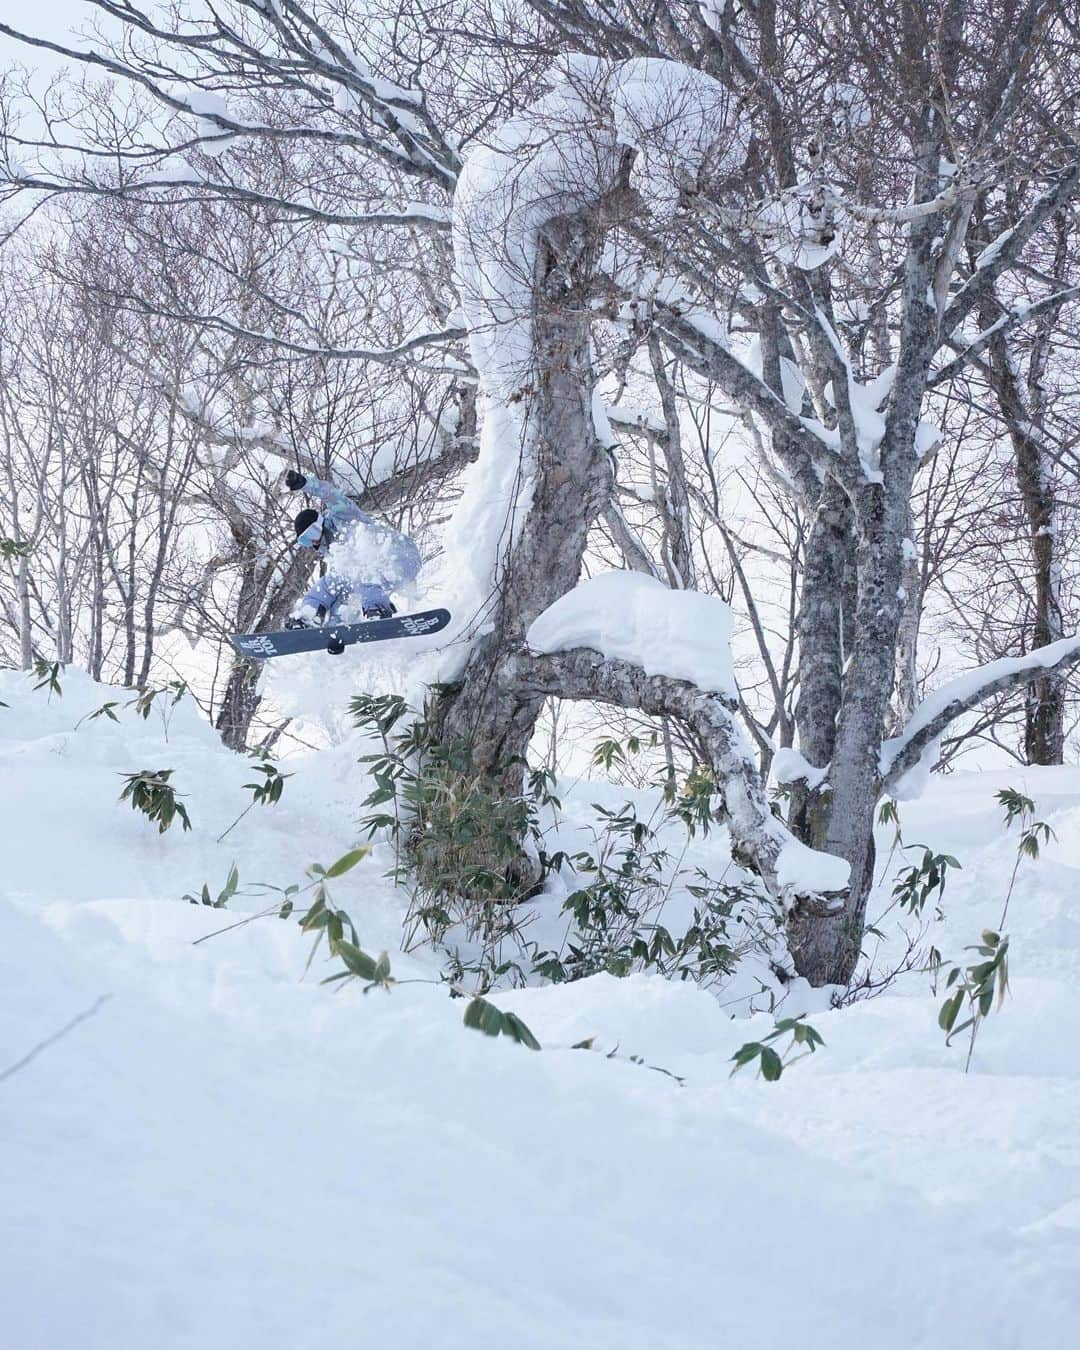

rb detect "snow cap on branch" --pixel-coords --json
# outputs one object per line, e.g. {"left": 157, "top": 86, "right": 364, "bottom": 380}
{"left": 527, "top": 571, "right": 739, "bottom": 699}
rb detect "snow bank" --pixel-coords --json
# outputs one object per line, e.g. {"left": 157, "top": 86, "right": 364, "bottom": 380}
{"left": 527, "top": 570, "right": 739, "bottom": 698}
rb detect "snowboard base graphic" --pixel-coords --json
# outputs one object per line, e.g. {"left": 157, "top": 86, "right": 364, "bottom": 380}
{"left": 230, "top": 608, "right": 451, "bottom": 660}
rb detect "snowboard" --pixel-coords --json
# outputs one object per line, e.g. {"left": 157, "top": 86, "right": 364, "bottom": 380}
{"left": 230, "top": 608, "right": 451, "bottom": 660}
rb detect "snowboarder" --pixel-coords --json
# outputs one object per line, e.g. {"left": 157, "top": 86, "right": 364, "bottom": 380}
{"left": 283, "top": 470, "right": 422, "bottom": 653}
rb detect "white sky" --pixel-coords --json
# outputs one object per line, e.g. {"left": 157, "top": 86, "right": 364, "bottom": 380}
{"left": 1, "top": 0, "right": 117, "bottom": 85}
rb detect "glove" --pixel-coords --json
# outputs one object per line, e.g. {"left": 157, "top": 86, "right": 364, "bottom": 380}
{"left": 285, "top": 469, "right": 307, "bottom": 491}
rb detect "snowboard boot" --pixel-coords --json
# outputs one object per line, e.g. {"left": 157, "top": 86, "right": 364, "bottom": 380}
{"left": 284, "top": 617, "right": 311, "bottom": 630}
{"left": 362, "top": 602, "right": 397, "bottom": 620}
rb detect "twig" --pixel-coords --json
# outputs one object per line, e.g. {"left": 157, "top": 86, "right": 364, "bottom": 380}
{"left": 190, "top": 901, "right": 286, "bottom": 944}
{"left": 0, "top": 994, "right": 112, "bottom": 1084}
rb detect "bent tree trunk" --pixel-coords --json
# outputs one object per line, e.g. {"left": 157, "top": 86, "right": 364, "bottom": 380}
{"left": 431, "top": 218, "right": 611, "bottom": 797}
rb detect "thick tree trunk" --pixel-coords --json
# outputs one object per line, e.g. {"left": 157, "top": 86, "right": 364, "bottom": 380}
{"left": 787, "top": 481, "right": 907, "bottom": 985}
{"left": 432, "top": 223, "right": 611, "bottom": 791}
{"left": 788, "top": 481, "right": 853, "bottom": 849}
{"left": 788, "top": 145, "right": 944, "bottom": 985}
{"left": 217, "top": 657, "right": 264, "bottom": 752}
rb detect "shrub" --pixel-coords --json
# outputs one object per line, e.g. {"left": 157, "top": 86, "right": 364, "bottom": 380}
{"left": 118, "top": 769, "right": 191, "bottom": 833}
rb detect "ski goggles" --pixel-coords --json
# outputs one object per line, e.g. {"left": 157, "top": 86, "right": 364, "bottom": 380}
{"left": 298, "top": 516, "right": 324, "bottom": 549}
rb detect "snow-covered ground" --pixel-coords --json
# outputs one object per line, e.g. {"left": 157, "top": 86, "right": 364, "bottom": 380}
{"left": 2, "top": 667, "right": 1078, "bottom": 1348}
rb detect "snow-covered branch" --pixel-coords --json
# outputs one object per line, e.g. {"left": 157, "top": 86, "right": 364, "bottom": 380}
{"left": 931, "top": 284, "right": 1080, "bottom": 388}
{"left": 881, "top": 635, "right": 1080, "bottom": 795}
{"left": 522, "top": 572, "right": 849, "bottom": 911}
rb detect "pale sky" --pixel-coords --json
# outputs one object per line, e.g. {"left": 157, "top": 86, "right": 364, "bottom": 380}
{"left": 1, "top": 0, "right": 119, "bottom": 85}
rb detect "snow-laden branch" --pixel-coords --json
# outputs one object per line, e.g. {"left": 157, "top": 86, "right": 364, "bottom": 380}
{"left": 930, "top": 284, "right": 1080, "bottom": 387}
{"left": 941, "top": 162, "right": 1080, "bottom": 340}
{"left": 523, "top": 572, "right": 849, "bottom": 911}
{"left": 881, "top": 635, "right": 1080, "bottom": 796}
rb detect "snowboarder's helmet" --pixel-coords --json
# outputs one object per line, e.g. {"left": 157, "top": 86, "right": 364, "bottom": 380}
{"left": 294, "top": 508, "right": 321, "bottom": 547}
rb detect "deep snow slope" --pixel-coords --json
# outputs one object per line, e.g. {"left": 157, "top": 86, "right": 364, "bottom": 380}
{"left": 2, "top": 669, "right": 1078, "bottom": 1350}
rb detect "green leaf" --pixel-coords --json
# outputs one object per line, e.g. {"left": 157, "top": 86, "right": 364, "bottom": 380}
{"left": 501, "top": 1011, "right": 541, "bottom": 1050}
{"left": 323, "top": 846, "right": 371, "bottom": 878}
{"left": 938, "top": 990, "right": 964, "bottom": 1033}
{"left": 759, "top": 1047, "right": 784, "bottom": 1081}
{"left": 334, "top": 940, "right": 378, "bottom": 980}
{"left": 463, "top": 997, "right": 495, "bottom": 1035}
{"left": 730, "top": 1042, "right": 763, "bottom": 1072}
{"left": 462, "top": 996, "right": 540, "bottom": 1049}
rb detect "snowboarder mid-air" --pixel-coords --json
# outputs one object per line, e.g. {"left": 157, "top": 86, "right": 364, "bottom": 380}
{"left": 283, "top": 470, "right": 422, "bottom": 649}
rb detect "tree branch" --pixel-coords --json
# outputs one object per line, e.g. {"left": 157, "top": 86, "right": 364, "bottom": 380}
{"left": 881, "top": 634, "right": 1080, "bottom": 793}
{"left": 519, "top": 647, "right": 845, "bottom": 914}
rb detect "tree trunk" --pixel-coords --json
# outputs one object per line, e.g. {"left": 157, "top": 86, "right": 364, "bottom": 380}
{"left": 217, "top": 657, "right": 264, "bottom": 753}
{"left": 17, "top": 551, "right": 33, "bottom": 670}
{"left": 1015, "top": 425, "right": 1065, "bottom": 765}
{"left": 787, "top": 477, "right": 909, "bottom": 986}
{"left": 788, "top": 480, "right": 852, "bottom": 848}
{"left": 214, "top": 548, "right": 315, "bottom": 752}
{"left": 986, "top": 268, "right": 1067, "bottom": 766}
{"left": 431, "top": 221, "right": 610, "bottom": 797}
{"left": 893, "top": 503, "right": 922, "bottom": 729}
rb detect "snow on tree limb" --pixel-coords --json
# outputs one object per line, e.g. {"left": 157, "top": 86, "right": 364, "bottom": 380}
{"left": 445, "top": 53, "right": 749, "bottom": 624}
{"left": 524, "top": 573, "right": 850, "bottom": 910}
{"left": 881, "top": 635, "right": 1080, "bottom": 796}
{"left": 523, "top": 644, "right": 848, "bottom": 913}
{"left": 526, "top": 571, "right": 738, "bottom": 697}
{"left": 930, "top": 284, "right": 1080, "bottom": 388}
